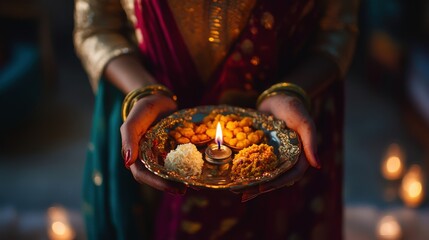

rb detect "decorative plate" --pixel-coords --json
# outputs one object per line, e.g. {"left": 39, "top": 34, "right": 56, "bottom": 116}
{"left": 139, "top": 105, "right": 301, "bottom": 189}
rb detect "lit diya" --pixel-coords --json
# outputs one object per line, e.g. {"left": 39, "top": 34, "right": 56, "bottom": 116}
{"left": 205, "top": 122, "right": 232, "bottom": 165}
{"left": 139, "top": 105, "right": 301, "bottom": 189}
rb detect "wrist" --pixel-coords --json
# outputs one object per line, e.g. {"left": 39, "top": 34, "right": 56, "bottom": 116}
{"left": 257, "top": 82, "right": 311, "bottom": 112}
{"left": 122, "top": 84, "right": 177, "bottom": 121}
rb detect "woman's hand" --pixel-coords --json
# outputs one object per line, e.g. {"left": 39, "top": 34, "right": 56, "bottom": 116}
{"left": 120, "top": 94, "right": 187, "bottom": 194}
{"left": 260, "top": 94, "right": 319, "bottom": 168}
{"left": 233, "top": 94, "right": 319, "bottom": 202}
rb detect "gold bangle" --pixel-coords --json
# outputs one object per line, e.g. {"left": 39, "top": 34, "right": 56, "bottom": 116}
{"left": 122, "top": 84, "right": 177, "bottom": 121}
{"left": 256, "top": 82, "right": 311, "bottom": 111}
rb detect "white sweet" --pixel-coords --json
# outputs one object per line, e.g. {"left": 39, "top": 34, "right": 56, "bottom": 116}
{"left": 164, "top": 143, "right": 204, "bottom": 176}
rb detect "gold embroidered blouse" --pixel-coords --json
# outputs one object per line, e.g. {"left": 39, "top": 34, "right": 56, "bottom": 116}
{"left": 73, "top": 0, "right": 359, "bottom": 93}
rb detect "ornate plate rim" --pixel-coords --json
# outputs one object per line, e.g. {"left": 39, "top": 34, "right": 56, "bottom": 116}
{"left": 139, "top": 105, "right": 301, "bottom": 189}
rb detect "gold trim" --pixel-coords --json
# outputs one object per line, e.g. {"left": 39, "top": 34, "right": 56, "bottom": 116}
{"left": 122, "top": 85, "right": 177, "bottom": 121}
{"left": 167, "top": 0, "right": 256, "bottom": 82}
{"left": 256, "top": 82, "right": 311, "bottom": 111}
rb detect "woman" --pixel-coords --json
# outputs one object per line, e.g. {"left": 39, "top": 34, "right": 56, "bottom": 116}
{"left": 74, "top": 0, "right": 358, "bottom": 239}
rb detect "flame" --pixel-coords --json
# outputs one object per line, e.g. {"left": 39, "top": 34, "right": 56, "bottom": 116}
{"left": 215, "top": 122, "right": 223, "bottom": 147}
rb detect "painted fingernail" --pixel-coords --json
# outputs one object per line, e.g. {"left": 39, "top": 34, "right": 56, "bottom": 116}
{"left": 260, "top": 185, "right": 276, "bottom": 193}
{"left": 315, "top": 156, "right": 322, "bottom": 169}
{"left": 125, "top": 150, "right": 132, "bottom": 167}
{"left": 241, "top": 192, "right": 260, "bottom": 203}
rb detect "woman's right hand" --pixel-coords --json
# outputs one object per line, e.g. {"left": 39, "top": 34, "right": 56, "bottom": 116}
{"left": 120, "top": 94, "right": 187, "bottom": 195}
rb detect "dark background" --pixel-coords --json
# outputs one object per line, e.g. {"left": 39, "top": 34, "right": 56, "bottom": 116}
{"left": 0, "top": 0, "right": 428, "bottom": 239}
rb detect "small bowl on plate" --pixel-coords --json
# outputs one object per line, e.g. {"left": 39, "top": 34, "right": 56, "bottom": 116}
{"left": 140, "top": 105, "right": 301, "bottom": 189}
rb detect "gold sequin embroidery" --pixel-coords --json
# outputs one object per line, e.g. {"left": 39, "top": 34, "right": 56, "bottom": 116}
{"left": 92, "top": 171, "right": 103, "bottom": 186}
{"left": 209, "top": 218, "right": 238, "bottom": 240}
{"left": 261, "top": 11, "right": 275, "bottom": 30}
{"left": 168, "top": 0, "right": 256, "bottom": 82}
{"left": 181, "top": 220, "right": 202, "bottom": 234}
{"left": 181, "top": 196, "right": 209, "bottom": 213}
{"left": 250, "top": 56, "right": 260, "bottom": 66}
{"left": 241, "top": 39, "right": 254, "bottom": 55}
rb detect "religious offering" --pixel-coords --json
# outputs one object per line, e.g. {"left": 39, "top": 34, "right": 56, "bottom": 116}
{"left": 200, "top": 113, "right": 264, "bottom": 149}
{"left": 140, "top": 105, "right": 301, "bottom": 189}
{"left": 204, "top": 122, "right": 233, "bottom": 165}
{"left": 164, "top": 143, "right": 204, "bottom": 176}
{"left": 168, "top": 112, "right": 264, "bottom": 149}
{"left": 231, "top": 144, "right": 278, "bottom": 179}
{"left": 168, "top": 121, "right": 210, "bottom": 145}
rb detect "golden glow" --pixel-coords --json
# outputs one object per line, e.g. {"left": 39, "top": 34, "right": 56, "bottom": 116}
{"left": 215, "top": 122, "right": 223, "bottom": 146}
{"left": 386, "top": 156, "right": 401, "bottom": 173}
{"left": 377, "top": 215, "right": 402, "bottom": 240}
{"left": 407, "top": 181, "right": 422, "bottom": 198}
{"left": 387, "top": 156, "right": 402, "bottom": 173}
{"left": 381, "top": 144, "right": 404, "bottom": 180}
{"left": 47, "top": 206, "right": 75, "bottom": 240}
{"left": 250, "top": 56, "right": 260, "bottom": 66}
{"left": 93, "top": 172, "right": 103, "bottom": 186}
{"left": 400, "top": 165, "right": 425, "bottom": 207}
{"left": 52, "top": 221, "right": 67, "bottom": 235}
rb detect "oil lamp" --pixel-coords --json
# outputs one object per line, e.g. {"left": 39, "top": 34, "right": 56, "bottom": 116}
{"left": 205, "top": 122, "right": 232, "bottom": 164}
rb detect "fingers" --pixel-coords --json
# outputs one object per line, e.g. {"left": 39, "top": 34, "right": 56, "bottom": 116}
{"left": 296, "top": 119, "right": 320, "bottom": 169}
{"left": 120, "top": 99, "right": 158, "bottom": 167}
{"left": 130, "top": 160, "right": 187, "bottom": 195}
{"left": 284, "top": 96, "right": 320, "bottom": 168}
{"left": 257, "top": 94, "right": 320, "bottom": 169}
{"left": 120, "top": 122, "right": 140, "bottom": 167}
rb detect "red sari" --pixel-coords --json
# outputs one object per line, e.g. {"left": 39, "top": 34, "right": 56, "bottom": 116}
{"left": 134, "top": 0, "right": 343, "bottom": 239}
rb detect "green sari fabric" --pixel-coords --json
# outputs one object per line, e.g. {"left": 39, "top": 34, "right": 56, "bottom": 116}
{"left": 82, "top": 79, "right": 153, "bottom": 239}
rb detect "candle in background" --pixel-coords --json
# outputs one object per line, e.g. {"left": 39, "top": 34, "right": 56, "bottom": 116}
{"left": 377, "top": 215, "right": 402, "bottom": 240}
{"left": 381, "top": 143, "right": 405, "bottom": 180}
{"left": 400, "top": 164, "right": 425, "bottom": 207}
{"left": 47, "top": 206, "right": 75, "bottom": 240}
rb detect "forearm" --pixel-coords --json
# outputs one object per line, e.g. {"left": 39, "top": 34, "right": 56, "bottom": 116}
{"left": 104, "top": 54, "right": 157, "bottom": 94}
{"left": 280, "top": 0, "right": 359, "bottom": 98}
{"left": 74, "top": 0, "right": 141, "bottom": 93}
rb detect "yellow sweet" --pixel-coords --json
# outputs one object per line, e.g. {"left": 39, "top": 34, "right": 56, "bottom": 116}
{"left": 169, "top": 112, "right": 264, "bottom": 148}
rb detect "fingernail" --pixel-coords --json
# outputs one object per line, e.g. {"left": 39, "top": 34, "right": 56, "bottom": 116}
{"left": 241, "top": 192, "right": 260, "bottom": 203}
{"left": 315, "top": 156, "right": 322, "bottom": 169}
{"left": 125, "top": 150, "right": 132, "bottom": 167}
{"left": 260, "top": 185, "right": 276, "bottom": 193}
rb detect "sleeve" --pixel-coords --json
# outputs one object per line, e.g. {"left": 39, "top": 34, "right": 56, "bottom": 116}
{"left": 73, "top": 0, "right": 136, "bottom": 92}
{"left": 313, "top": 0, "right": 360, "bottom": 77}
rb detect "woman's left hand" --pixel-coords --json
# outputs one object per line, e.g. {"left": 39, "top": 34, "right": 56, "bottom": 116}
{"left": 232, "top": 94, "right": 320, "bottom": 202}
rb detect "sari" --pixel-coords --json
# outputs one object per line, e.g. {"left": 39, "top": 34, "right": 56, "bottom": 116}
{"left": 82, "top": 0, "right": 344, "bottom": 239}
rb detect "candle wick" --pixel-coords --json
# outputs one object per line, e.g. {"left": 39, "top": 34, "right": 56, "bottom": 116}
{"left": 217, "top": 141, "right": 220, "bottom": 150}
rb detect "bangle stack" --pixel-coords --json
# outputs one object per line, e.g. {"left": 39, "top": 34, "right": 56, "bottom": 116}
{"left": 122, "top": 84, "right": 177, "bottom": 121}
{"left": 256, "top": 82, "right": 311, "bottom": 111}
